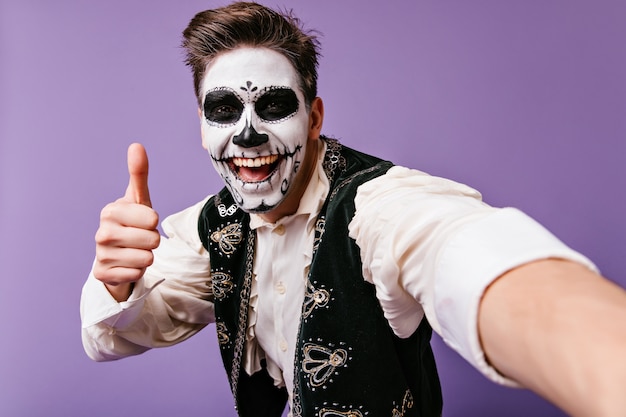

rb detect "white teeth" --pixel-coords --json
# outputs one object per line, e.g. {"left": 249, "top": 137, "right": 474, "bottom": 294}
{"left": 232, "top": 155, "right": 279, "bottom": 168}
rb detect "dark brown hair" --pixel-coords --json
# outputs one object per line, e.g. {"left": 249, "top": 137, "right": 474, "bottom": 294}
{"left": 182, "top": 2, "right": 321, "bottom": 108}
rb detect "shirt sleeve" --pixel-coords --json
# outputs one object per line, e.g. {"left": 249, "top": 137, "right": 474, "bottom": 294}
{"left": 80, "top": 197, "right": 216, "bottom": 362}
{"left": 348, "top": 166, "right": 597, "bottom": 386}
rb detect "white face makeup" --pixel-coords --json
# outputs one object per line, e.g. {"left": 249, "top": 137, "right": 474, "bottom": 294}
{"left": 200, "top": 47, "right": 311, "bottom": 214}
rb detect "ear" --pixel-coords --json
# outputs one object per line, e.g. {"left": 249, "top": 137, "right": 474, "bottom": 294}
{"left": 198, "top": 108, "right": 209, "bottom": 150}
{"left": 307, "top": 97, "right": 324, "bottom": 140}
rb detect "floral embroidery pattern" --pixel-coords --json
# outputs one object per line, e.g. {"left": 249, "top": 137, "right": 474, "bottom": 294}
{"left": 302, "top": 343, "right": 349, "bottom": 388}
{"left": 313, "top": 218, "right": 325, "bottom": 253}
{"left": 392, "top": 390, "right": 414, "bottom": 417}
{"left": 211, "top": 271, "right": 234, "bottom": 300}
{"left": 318, "top": 409, "right": 364, "bottom": 417}
{"left": 210, "top": 222, "right": 243, "bottom": 255}
{"left": 216, "top": 322, "right": 230, "bottom": 347}
{"left": 303, "top": 279, "right": 330, "bottom": 319}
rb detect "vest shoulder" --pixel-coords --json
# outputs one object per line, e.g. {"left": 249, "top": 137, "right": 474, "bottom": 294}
{"left": 324, "top": 140, "right": 394, "bottom": 203}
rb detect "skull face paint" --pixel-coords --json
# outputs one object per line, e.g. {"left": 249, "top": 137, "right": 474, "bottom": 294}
{"left": 200, "top": 47, "right": 311, "bottom": 213}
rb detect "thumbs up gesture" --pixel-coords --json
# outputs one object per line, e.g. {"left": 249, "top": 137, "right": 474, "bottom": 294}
{"left": 93, "top": 143, "right": 161, "bottom": 301}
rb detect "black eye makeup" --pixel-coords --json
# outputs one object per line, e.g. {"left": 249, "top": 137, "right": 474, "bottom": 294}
{"left": 203, "top": 89, "right": 244, "bottom": 125}
{"left": 255, "top": 88, "right": 299, "bottom": 122}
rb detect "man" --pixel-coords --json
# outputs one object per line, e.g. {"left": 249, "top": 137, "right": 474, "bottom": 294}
{"left": 81, "top": 2, "right": 626, "bottom": 416}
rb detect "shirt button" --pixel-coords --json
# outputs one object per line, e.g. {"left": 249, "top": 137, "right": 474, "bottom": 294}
{"left": 273, "top": 224, "right": 285, "bottom": 235}
{"left": 279, "top": 339, "right": 288, "bottom": 352}
{"left": 276, "top": 282, "right": 286, "bottom": 295}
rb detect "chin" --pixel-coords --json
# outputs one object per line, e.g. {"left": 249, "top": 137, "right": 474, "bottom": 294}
{"left": 246, "top": 202, "right": 277, "bottom": 214}
{"left": 235, "top": 193, "right": 283, "bottom": 214}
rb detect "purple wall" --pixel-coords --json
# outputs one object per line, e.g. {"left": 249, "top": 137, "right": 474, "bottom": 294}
{"left": 1, "top": 1, "right": 624, "bottom": 416}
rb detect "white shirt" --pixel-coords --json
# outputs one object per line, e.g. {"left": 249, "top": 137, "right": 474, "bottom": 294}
{"left": 81, "top": 141, "right": 596, "bottom": 407}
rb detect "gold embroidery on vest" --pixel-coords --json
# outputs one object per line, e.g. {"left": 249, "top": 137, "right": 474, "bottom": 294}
{"left": 227, "top": 230, "right": 256, "bottom": 397}
{"left": 210, "top": 222, "right": 243, "bottom": 256}
{"left": 318, "top": 409, "right": 364, "bottom": 417}
{"left": 313, "top": 218, "right": 325, "bottom": 253}
{"left": 216, "top": 322, "right": 230, "bottom": 346}
{"left": 211, "top": 271, "right": 234, "bottom": 300}
{"left": 329, "top": 164, "right": 387, "bottom": 201}
{"left": 392, "top": 390, "right": 414, "bottom": 417}
{"left": 303, "top": 279, "right": 330, "bottom": 319}
{"left": 302, "top": 343, "right": 349, "bottom": 388}
{"left": 321, "top": 138, "right": 346, "bottom": 181}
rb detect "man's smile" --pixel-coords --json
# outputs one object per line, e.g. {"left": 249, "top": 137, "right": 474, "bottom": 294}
{"left": 228, "top": 154, "right": 281, "bottom": 183}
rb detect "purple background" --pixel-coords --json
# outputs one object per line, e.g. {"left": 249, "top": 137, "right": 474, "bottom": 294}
{"left": 1, "top": 0, "right": 624, "bottom": 416}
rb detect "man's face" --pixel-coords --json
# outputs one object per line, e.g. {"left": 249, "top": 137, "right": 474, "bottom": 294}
{"left": 199, "top": 47, "right": 311, "bottom": 214}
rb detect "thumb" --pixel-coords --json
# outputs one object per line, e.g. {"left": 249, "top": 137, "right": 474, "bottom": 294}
{"left": 125, "top": 143, "right": 152, "bottom": 207}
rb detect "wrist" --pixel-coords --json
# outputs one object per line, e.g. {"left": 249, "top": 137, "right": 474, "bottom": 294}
{"left": 105, "top": 282, "right": 134, "bottom": 302}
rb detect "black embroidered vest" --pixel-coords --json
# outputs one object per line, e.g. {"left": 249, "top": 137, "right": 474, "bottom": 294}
{"left": 198, "top": 139, "right": 442, "bottom": 417}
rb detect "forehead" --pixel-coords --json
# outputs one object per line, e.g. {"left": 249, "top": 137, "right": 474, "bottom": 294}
{"left": 200, "top": 47, "right": 300, "bottom": 97}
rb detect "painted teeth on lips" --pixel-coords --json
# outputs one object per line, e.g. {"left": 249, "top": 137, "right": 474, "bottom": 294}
{"left": 232, "top": 155, "right": 279, "bottom": 168}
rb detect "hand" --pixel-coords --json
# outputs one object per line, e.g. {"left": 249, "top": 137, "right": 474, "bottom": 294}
{"left": 93, "top": 143, "right": 160, "bottom": 301}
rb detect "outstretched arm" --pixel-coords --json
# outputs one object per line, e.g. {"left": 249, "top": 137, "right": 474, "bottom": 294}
{"left": 81, "top": 143, "right": 214, "bottom": 361}
{"left": 479, "top": 259, "right": 626, "bottom": 417}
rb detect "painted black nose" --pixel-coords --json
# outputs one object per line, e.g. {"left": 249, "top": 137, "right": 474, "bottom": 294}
{"left": 232, "top": 123, "right": 269, "bottom": 148}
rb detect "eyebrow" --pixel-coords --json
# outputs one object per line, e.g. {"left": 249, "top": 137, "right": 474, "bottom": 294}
{"left": 203, "top": 88, "right": 242, "bottom": 104}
